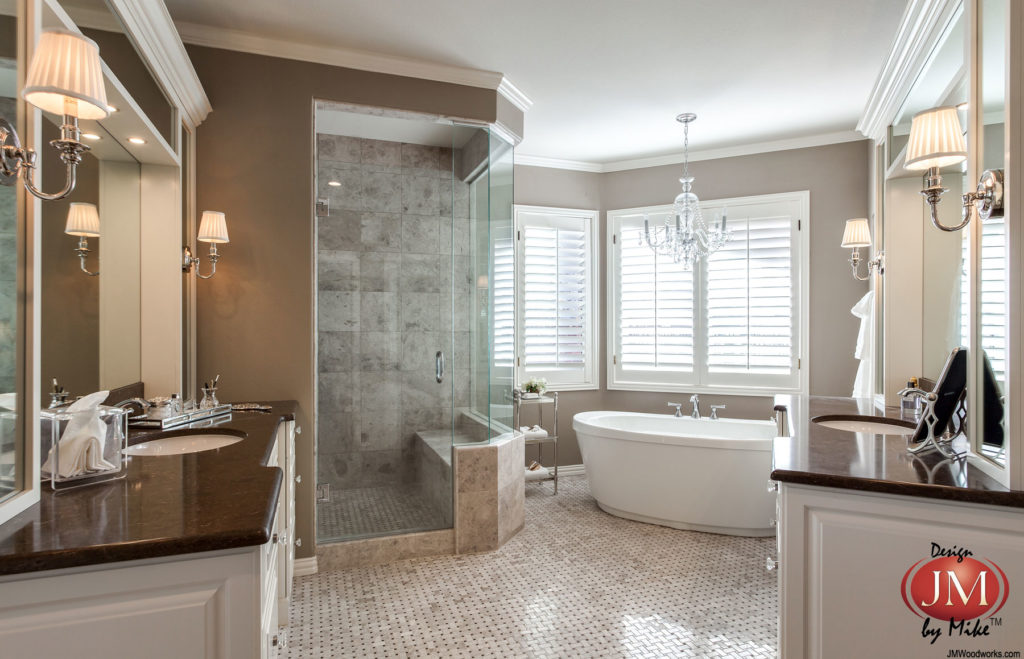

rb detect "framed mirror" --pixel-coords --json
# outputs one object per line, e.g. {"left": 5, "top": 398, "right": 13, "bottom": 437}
{"left": 0, "top": 2, "right": 19, "bottom": 511}
{"left": 881, "top": 6, "right": 968, "bottom": 407}
{"left": 974, "top": 0, "right": 1007, "bottom": 467}
{"left": 40, "top": 118, "right": 141, "bottom": 401}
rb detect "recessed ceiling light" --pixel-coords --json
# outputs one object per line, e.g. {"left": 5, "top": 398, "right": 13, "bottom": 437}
{"left": 128, "top": 137, "right": 146, "bottom": 145}
{"left": 328, "top": 181, "right": 341, "bottom": 187}
{"left": 81, "top": 132, "right": 101, "bottom": 141}
{"left": 106, "top": 105, "right": 117, "bottom": 113}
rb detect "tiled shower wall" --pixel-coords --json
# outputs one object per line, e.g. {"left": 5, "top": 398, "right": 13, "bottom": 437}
{"left": 316, "top": 133, "right": 473, "bottom": 506}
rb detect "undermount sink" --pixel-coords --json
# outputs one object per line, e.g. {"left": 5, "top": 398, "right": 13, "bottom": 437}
{"left": 123, "top": 433, "right": 243, "bottom": 457}
{"left": 811, "top": 415, "right": 916, "bottom": 435}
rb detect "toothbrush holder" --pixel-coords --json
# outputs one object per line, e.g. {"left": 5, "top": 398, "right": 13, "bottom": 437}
{"left": 199, "top": 386, "right": 219, "bottom": 410}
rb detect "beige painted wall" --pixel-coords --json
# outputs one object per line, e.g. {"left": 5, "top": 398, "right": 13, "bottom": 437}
{"left": 187, "top": 44, "right": 519, "bottom": 557}
{"left": 515, "top": 139, "right": 872, "bottom": 465}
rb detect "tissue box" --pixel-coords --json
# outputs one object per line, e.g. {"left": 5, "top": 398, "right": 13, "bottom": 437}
{"left": 41, "top": 405, "right": 129, "bottom": 490}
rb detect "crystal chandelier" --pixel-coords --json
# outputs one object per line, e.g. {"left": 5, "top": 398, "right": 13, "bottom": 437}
{"left": 642, "top": 113, "right": 730, "bottom": 268}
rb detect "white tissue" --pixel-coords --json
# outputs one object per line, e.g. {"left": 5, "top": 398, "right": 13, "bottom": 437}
{"left": 42, "top": 390, "right": 115, "bottom": 479}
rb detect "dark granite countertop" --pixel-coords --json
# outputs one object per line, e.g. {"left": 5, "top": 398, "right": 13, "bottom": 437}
{"left": 0, "top": 400, "right": 298, "bottom": 577}
{"left": 770, "top": 395, "right": 1024, "bottom": 508}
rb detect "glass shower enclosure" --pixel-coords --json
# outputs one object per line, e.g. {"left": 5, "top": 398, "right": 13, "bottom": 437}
{"left": 314, "top": 103, "right": 513, "bottom": 544}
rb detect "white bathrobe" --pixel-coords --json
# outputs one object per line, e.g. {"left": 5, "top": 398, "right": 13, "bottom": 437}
{"left": 851, "top": 291, "right": 874, "bottom": 398}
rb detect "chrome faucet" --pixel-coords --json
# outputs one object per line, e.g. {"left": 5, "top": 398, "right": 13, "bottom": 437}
{"left": 114, "top": 397, "right": 150, "bottom": 417}
{"left": 667, "top": 402, "right": 684, "bottom": 417}
{"left": 709, "top": 404, "right": 726, "bottom": 420}
{"left": 689, "top": 394, "right": 701, "bottom": 419}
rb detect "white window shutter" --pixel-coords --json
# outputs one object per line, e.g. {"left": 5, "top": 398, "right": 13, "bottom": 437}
{"left": 492, "top": 236, "right": 516, "bottom": 369}
{"left": 608, "top": 192, "right": 805, "bottom": 393}
{"left": 617, "top": 219, "right": 695, "bottom": 372}
{"left": 522, "top": 224, "right": 587, "bottom": 369}
{"left": 705, "top": 212, "right": 795, "bottom": 379}
{"left": 513, "top": 207, "right": 598, "bottom": 389}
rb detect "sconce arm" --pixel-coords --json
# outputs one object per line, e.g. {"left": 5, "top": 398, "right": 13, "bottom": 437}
{"left": 185, "top": 243, "right": 220, "bottom": 279}
{"left": 0, "top": 116, "right": 88, "bottom": 202}
{"left": 74, "top": 237, "right": 98, "bottom": 277}
{"left": 921, "top": 167, "right": 1004, "bottom": 232}
{"left": 922, "top": 186, "right": 972, "bottom": 233}
{"left": 848, "top": 248, "right": 883, "bottom": 281}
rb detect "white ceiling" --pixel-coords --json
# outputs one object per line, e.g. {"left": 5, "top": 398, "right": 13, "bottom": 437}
{"left": 163, "top": 0, "right": 908, "bottom": 165}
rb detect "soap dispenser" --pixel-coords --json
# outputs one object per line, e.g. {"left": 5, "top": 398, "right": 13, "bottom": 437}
{"left": 901, "top": 377, "right": 922, "bottom": 418}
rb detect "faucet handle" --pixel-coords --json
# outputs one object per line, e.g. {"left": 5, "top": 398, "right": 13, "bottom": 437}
{"left": 667, "top": 402, "right": 683, "bottom": 417}
{"left": 709, "top": 404, "right": 726, "bottom": 420}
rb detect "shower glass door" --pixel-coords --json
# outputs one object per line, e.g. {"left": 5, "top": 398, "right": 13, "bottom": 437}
{"left": 314, "top": 107, "right": 512, "bottom": 544}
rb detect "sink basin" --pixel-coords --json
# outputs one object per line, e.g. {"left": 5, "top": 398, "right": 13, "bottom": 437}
{"left": 124, "top": 433, "right": 242, "bottom": 457}
{"left": 811, "top": 415, "right": 916, "bottom": 435}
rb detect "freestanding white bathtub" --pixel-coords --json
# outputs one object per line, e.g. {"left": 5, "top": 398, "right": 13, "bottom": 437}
{"left": 573, "top": 411, "right": 779, "bottom": 536}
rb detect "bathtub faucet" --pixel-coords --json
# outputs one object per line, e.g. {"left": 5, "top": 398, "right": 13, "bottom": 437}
{"left": 667, "top": 402, "right": 684, "bottom": 417}
{"left": 689, "top": 394, "right": 701, "bottom": 419}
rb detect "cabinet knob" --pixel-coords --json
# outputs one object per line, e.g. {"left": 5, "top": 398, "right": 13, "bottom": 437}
{"left": 769, "top": 518, "right": 777, "bottom": 527}
{"left": 295, "top": 425, "right": 302, "bottom": 435}
{"left": 766, "top": 480, "right": 779, "bottom": 493}
{"left": 295, "top": 537, "right": 302, "bottom": 548}
{"left": 766, "top": 557, "right": 779, "bottom": 572}
{"left": 295, "top": 474, "right": 302, "bottom": 484}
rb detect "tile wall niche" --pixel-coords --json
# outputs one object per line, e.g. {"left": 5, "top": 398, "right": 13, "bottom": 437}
{"left": 315, "top": 132, "right": 475, "bottom": 537}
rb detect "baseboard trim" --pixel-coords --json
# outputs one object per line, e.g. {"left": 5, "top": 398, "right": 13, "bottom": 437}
{"left": 293, "top": 556, "right": 318, "bottom": 577}
{"left": 556, "top": 464, "right": 585, "bottom": 477}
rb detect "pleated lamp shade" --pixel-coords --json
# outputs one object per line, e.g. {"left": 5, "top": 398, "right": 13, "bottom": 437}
{"left": 22, "top": 30, "right": 108, "bottom": 120}
{"left": 65, "top": 202, "right": 100, "bottom": 237}
{"left": 904, "top": 106, "right": 967, "bottom": 171}
{"left": 841, "top": 218, "right": 871, "bottom": 248}
{"left": 197, "top": 211, "right": 229, "bottom": 243}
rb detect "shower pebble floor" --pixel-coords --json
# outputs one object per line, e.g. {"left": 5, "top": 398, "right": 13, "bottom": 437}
{"left": 284, "top": 475, "right": 778, "bottom": 658}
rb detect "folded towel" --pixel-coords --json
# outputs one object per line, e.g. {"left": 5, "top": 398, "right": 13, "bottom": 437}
{"left": 519, "top": 424, "right": 548, "bottom": 440}
{"left": 42, "top": 390, "right": 115, "bottom": 479}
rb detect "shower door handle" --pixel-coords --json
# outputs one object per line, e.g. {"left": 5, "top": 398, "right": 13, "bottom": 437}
{"left": 436, "top": 351, "right": 445, "bottom": 383}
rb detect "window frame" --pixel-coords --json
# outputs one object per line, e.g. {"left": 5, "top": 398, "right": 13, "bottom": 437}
{"left": 513, "top": 204, "right": 600, "bottom": 391}
{"left": 606, "top": 191, "right": 810, "bottom": 396}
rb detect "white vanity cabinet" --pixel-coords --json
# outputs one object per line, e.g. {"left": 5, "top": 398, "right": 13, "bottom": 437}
{"left": 776, "top": 482, "right": 1024, "bottom": 658}
{"left": 0, "top": 420, "right": 297, "bottom": 659}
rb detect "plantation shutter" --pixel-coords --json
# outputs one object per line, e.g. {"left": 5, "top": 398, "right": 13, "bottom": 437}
{"left": 704, "top": 211, "right": 796, "bottom": 382}
{"left": 521, "top": 221, "right": 588, "bottom": 370}
{"left": 492, "top": 236, "right": 515, "bottom": 369}
{"left": 617, "top": 216, "right": 696, "bottom": 374}
{"left": 959, "top": 218, "right": 1007, "bottom": 385}
{"left": 980, "top": 218, "right": 1007, "bottom": 384}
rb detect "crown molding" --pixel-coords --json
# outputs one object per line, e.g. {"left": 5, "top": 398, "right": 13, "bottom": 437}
{"left": 173, "top": 20, "right": 532, "bottom": 113}
{"left": 515, "top": 130, "right": 865, "bottom": 174}
{"left": 497, "top": 76, "right": 533, "bottom": 112}
{"left": 856, "top": 0, "right": 962, "bottom": 142}
{"left": 514, "top": 154, "right": 604, "bottom": 172}
{"left": 107, "top": 0, "right": 211, "bottom": 129}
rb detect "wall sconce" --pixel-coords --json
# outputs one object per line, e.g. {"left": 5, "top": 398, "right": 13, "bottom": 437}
{"left": 905, "top": 105, "right": 1003, "bottom": 232}
{"left": 65, "top": 202, "right": 99, "bottom": 276}
{"left": 183, "top": 211, "right": 229, "bottom": 279}
{"left": 0, "top": 30, "right": 108, "bottom": 201}
{"left": 841, "top": 218, "right": 883, "bottom": 281}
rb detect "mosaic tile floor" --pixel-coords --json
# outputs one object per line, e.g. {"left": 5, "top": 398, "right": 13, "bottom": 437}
{"left": 317, "top": 484, "right": 450, "bottom": 541}
{"left": 290, "top": 476, "right": 778, "bottom": 658}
